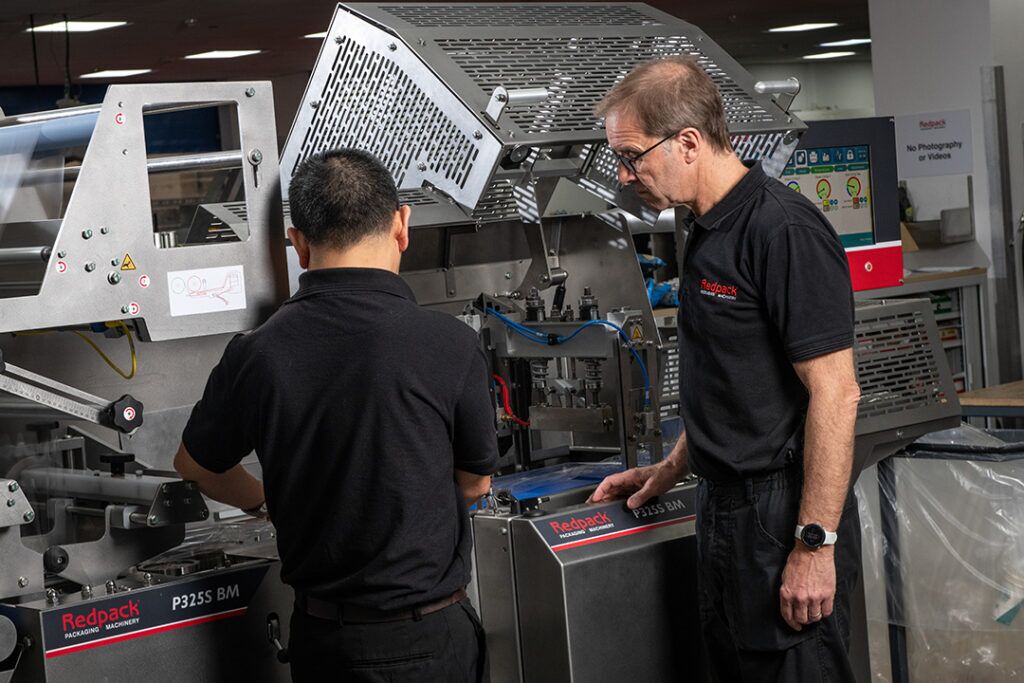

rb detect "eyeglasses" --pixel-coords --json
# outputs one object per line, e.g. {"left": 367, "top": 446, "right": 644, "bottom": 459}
{"left": 611, "top": 131, "right": 678, "bottom": 175}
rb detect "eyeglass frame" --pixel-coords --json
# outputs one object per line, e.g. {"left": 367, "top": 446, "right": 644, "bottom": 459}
{"left": 611, "top": 130, "right": 680, "bottom": 176}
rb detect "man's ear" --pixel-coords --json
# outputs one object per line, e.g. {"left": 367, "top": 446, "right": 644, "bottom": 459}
{"left": 287, "top": 227, "right": 311, "bottom": 270}
{"left": 393, "top": 205, "right": 412, "bottom": 253}
{"left": 675, "top": 127, "right": 702, "bottom": 163}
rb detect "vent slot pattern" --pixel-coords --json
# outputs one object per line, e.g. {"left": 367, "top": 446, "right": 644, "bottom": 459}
{"left": 296, "top": 36, "right": 480, "bottom": 192}
{"left": 472, "top": 180, "right": 520, "bottom": 222}
{"left": 381, "top": 4, "right": 662, "bottom": 27}
{"left": 855, "top": 311, "right": 948, "bottom": 419}
{"left": 437, "top": 35, "right": 775, "bottom": 135}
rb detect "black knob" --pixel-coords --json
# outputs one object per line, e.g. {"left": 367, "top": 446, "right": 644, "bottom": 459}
{"left": 43, "top": 546, "right": 70, "bottom": 574}
{"left": 99, "top": 452, "right": 135, "bottom": 477}
{"left": 109, "top": 395, "right": 144, "bottom": 433}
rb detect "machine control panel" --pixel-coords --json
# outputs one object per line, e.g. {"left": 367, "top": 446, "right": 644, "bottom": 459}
{"left": 532, "top": 483, "right": 696, "bottom": 553}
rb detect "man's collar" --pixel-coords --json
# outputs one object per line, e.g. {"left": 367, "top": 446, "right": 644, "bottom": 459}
{"left": 692, "top": 162, "right": 769, "bottom": 231}
{"left": 291, "top": 267, "right": 416, "bottom": 303}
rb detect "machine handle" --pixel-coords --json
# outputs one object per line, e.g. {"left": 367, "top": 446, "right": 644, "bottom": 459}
{"left": 266, "top": 613, "right": 290, "bottom": 664}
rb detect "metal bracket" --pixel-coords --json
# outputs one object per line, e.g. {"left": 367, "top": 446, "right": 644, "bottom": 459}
{"left": 45, "top": 505, "right": 185, "bottom": 587}
{"left": 515, "top": 223, "right": 568, "bottom": 297}
{"left": 484, "top": 86, "right": 550, "bottom": 126}
{"left": 755, "top": 77, "right": 801, "bottom": 114}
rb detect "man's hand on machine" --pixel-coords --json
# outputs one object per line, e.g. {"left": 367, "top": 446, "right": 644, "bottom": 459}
{"left": 588, "top": 457, "right": 685, "bottom": 509}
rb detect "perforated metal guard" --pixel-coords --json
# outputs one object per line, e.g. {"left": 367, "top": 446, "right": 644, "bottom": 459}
{"left": 854, "top": 301, "right": 955, "bottom": 423}
{"left": 437, "top": 36, "right": 775, "bottom": 136}
{"left": 282, "top": 3, "right": 803, "bottom": 225}
{"left": 294, "top": 35, "right": 480, "bottom": 191}
{"left": 381, "top": 4, "right": 664, "bottom": 27}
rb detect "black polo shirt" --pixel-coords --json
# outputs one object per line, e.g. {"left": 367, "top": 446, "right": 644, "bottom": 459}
{"left": 678, "top": 163, "right": 854, "bottom": 482}
{"left": 182, "top": 268, "right": 499, "bottom": 610}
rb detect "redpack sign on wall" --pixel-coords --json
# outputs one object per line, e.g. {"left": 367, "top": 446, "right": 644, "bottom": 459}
{"left": 534, "top": 486, "right": 696, "bottom": 552}
{"left": 41, "top": 565, "right": 268, "bottom": 658}
{"left": 894, "top": 108, "right": 973, "bottom": 178}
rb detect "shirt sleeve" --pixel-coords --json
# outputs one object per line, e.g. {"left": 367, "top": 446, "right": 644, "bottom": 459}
{"left": 762, "top": 222, "right": 855, "bottom": 362}
{"left": 452, "top": 347, "right": 500, "bottom": 476}
{"left": 181, "top": 335, "right": 254, "bottom": 474}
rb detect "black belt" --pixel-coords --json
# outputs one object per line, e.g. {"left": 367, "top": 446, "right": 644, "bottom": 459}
{"left": 298, "top": 588, "right": 467, "bottom": 625}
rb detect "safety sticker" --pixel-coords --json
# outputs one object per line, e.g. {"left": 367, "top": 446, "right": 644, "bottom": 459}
{"left": 630, "top": 325, "right": 644, "bottom": 341}
{"left": 167, "top": 265, "right": 246, "bottom": 317}
{"left": 56, "top": 260, "right": 68, "bottom": 274}
{"left": 138, "top": 274, "right": 150, "bottom": 288}
{"left": 120, "top": 254, "right": 137, "bottom": 271}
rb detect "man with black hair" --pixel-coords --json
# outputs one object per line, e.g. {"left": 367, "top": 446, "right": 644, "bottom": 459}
{"left": 174, "top": 148, "right": 498, "bottom": 681}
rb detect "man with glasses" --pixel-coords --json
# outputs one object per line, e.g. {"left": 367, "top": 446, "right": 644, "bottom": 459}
{"left": 590, "top": 57, "right": 861, "bottom": 682}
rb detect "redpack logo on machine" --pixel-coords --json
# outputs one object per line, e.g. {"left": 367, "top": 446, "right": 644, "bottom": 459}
{"left": 61, "top": 600, "right": 141, "bottom": 634}
{"left": 549, "top": 511, "right": 613, "bottom": 536}
{"left": 699, "top": 278, "right": 739, "bottom": 302}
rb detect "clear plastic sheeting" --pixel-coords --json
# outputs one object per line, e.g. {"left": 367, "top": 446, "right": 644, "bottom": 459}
{"left": 859, "top": 426, "right": 1024, "bottom": 681}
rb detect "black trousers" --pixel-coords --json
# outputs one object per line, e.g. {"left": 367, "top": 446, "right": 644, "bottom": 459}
{"left": 696, "top": 467, "right": 862, "bottom": 683}
{"left": 289, "top": 598, "right": 487, "bottom": 682}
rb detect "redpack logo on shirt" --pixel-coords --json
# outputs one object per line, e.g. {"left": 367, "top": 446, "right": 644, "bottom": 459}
{"left": 699, "top": 278, "right": 739, "bottom": 302}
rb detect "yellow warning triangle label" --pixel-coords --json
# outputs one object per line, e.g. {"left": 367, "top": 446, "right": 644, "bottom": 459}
{"left": 120, "top": 253, "right": 137, "bottom": 271}
{"left": 631, "top": 326, "right": 643, "bottom": 341}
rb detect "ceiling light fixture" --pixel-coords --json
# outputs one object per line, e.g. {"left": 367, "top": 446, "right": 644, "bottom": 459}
{"left": 304, "top": 32, "right": 328, "bottom": 39}
{"left": 81, "top": 69, "right": 153, "bottom": 79}
{"left": 28, "top": 20, "right": 127, "bottom": 33}
{"left": 803, "top": 51, "right": 857, "bottom": 60}
{"left": 769, "top": 22, "right": 840, "bottom": 33}
{"left": 184, "top": 50, "right": 262, "bottom": 60}
{"left": 820, "top": 38, "right": 871, "bottom": 47}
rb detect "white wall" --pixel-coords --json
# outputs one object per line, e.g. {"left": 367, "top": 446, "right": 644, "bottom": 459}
{"left": 869, "top": 0, "right": 994, "bottom": 229}
{"left": 744, "top": 61, "right": 876, "bottom": 120}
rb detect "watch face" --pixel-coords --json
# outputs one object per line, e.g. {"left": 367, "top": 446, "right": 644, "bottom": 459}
{"left": 801, "top": 524, "right": 826, "bottom": 548}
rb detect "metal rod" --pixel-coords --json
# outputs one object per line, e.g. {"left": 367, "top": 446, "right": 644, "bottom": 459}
{"left": 22, "top": 150, "right": 244, "bottom": 184}
{"left": 754, "top": 78, "right": 801, "bottom": 95}
{"left": 146, "top": 150, "right": 243, "bottom": 174}
{"left": 0, "top": 247, "right": 50, "bottom": 265}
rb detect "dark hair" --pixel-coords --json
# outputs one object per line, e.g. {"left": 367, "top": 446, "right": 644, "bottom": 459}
{"left": 288, "top": 148, "right": 400, "bottom": 249}
{"left": 595, "top": 56, "right": 733, "bottom": 153}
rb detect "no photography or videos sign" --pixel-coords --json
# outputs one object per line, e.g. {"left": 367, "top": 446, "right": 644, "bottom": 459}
{"left": 895, "top": 108, "right": 973, "bottom": 178}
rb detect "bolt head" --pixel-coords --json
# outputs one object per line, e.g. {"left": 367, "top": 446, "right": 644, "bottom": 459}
{"left": 100, "top": 226, "right": 109, "bottom": 235}
{"left": 108, "top": 272, "right": 121, "bottom": 285}
{"left": 310, "top": 100, "right": 320, "bottom": 109}
{"left": 416, "top": 162, "right": 427, "bottom": 171}
{"left": 111, "top": 257, "right": 120, "bottom": 266}
{"left": 84, "top": 262, "right": 96, "bottom": 272}
{"left": 147, "top": 515, "right": 157, "bottom": 524}
{"left": 120, "top": 305, "right": 130, "bottom": 314}
{"left": 6, "top": 499, "right": 14, "bottom": 507}
{"left": 334, "top": 35, "right": 344, "bottom": 44}
{"left": 8, "top": 481, "right": 18, "bottom": 492}
{"left": 245, "top": 87, "right": 256, "bottom": 97}
{"left": 81, "top": 229, "right": 93, "bottom": 239}
{"left": 388, "top": 42, "right": 397, "bottom": 51}
{"left": 249, "top": 149, "right": 263, "bottom": 164}
{"left": 17, "top": 577, "right": 28, "bottom": 588}
{"left": 473, "top": 130, "right": 483, "bottom": 140}
{"left": 23, "top": 510, "right": 34, "bottom": 522}
{"left": 57, "top": 251, "right": 66, "bottom": 259}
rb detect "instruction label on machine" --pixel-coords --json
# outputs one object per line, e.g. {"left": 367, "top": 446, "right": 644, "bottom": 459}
{"left": 41, "top": 564, "right": 268, "bottom": 658}
{"left": 167, "top": 264, "right": 247, "bottom": 317}
{"left": 536, "top": 486, "right": 695, "bottom": 552}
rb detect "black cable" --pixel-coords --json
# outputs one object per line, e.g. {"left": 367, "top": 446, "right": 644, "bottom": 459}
{"left": 29, "top": 14, "right": 40, "bottom": 87}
